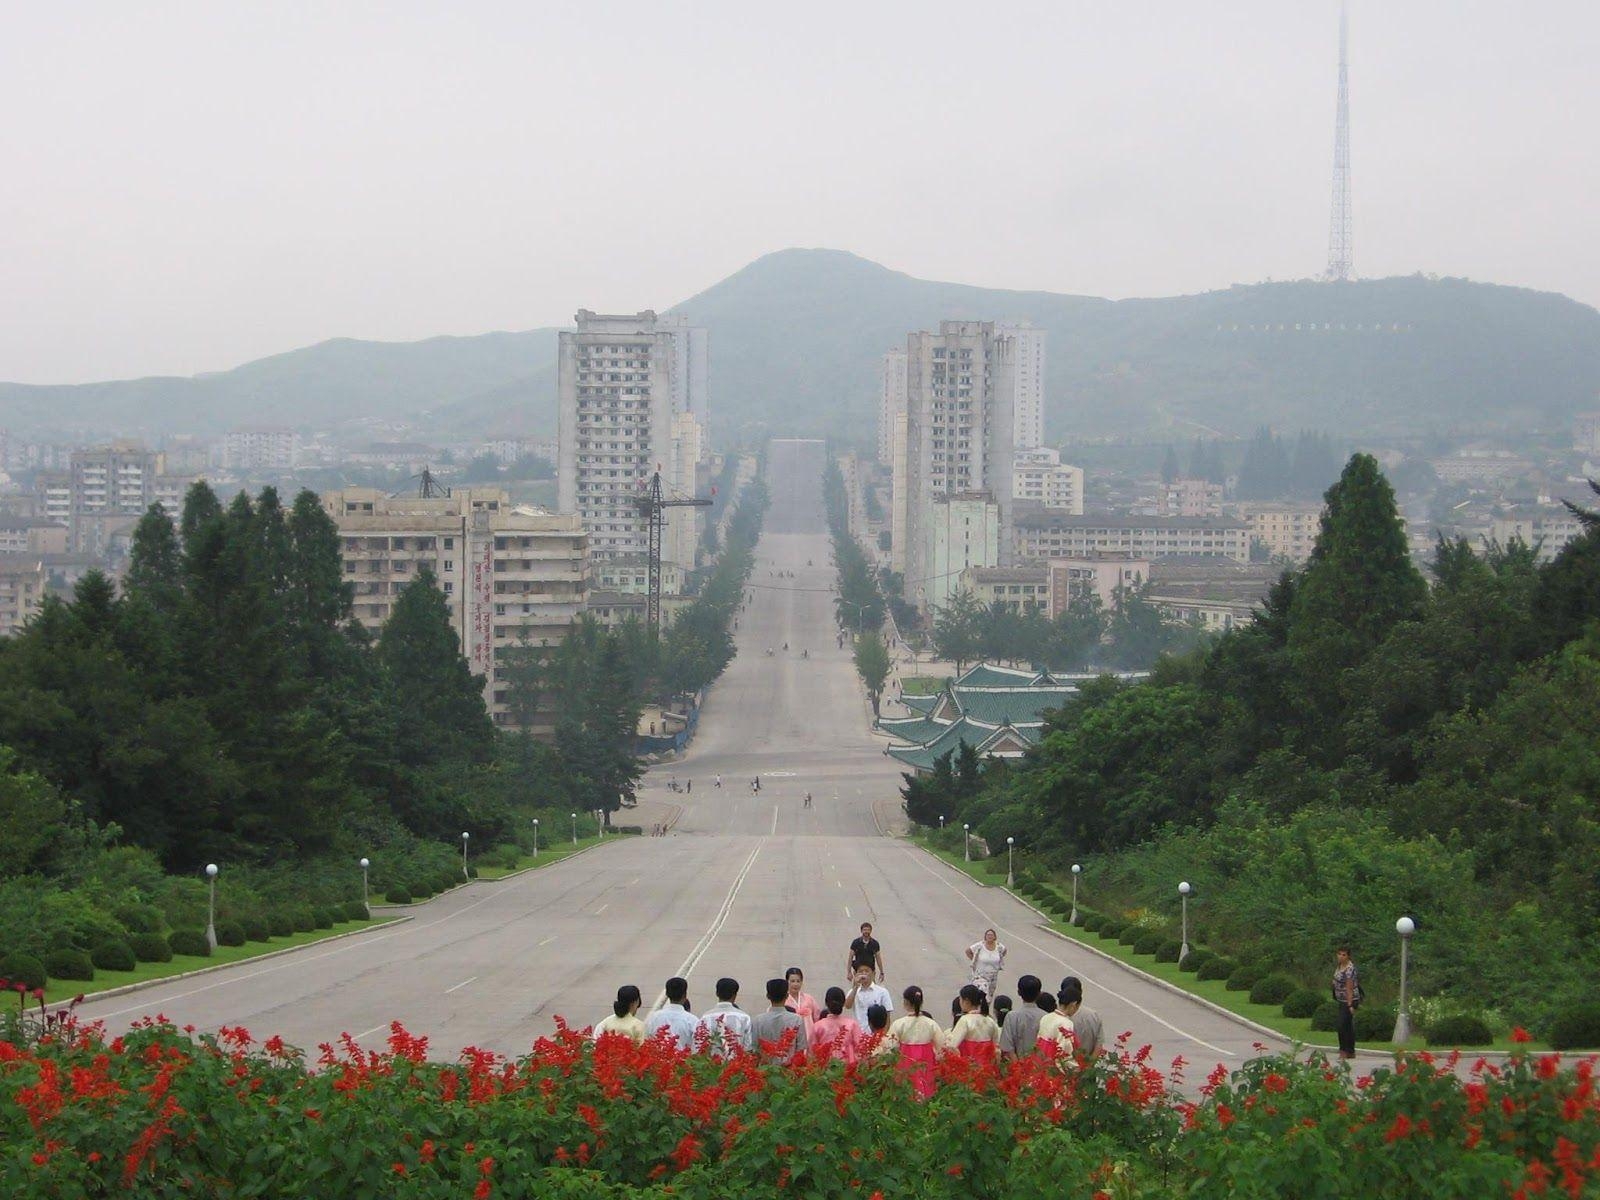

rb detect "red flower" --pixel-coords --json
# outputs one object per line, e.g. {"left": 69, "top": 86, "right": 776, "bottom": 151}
{"left": 1511, "top": 1026, "right": 1533, "bottom": 1044}
{"left": 391, "top": 1163, "right": 407, "bottom": 1176}
{"left": 31, "top": 1153, "right": 48, "bottom": 1166}
{"left": 419, "top": 1140, "right": 436, "bottom": 1165}
{"left": 671, "top": 1133, "right": 702, "bottom": 1171}
{"left": 1262, "top": 1072, "right": 1288, "bottom": 1094}
{"left": 1384, "top": 1114, "right": 1413, "bottom": 1143}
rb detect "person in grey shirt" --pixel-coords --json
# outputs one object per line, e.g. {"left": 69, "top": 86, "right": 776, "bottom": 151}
{"left": 1058, "top": 976, "right": 1103, "bottom": 1057}
{"left": 750, "top": 977, "right": 810, "bottom": 1061}
{"left": 998, "top": 974, "right": 1045, "bottom": 1059}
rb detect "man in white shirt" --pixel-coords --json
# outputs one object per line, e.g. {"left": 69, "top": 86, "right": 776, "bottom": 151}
{"left": 844, "top": 964, "right": 892, "bottom": 1029}
{"left": 645, "top": 976, "right": 699, "bottom": 1051}
{"left": 696, "top": 977, "right": 754, "bottom": 1057}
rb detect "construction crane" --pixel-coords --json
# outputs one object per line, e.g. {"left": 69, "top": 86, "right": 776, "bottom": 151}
{"left": 634, "top": 470, "right": 712, "bottom": 634}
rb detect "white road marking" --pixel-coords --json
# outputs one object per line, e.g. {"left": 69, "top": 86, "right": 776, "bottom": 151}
{"left": 627, "top": 878, "right": 639, "bottom": 887}
{"left": 538, "top": 936, "right": 557, "bottom": 947}
{"left": 593, "top": 904, "right": 608, "bottom": 916}
{"left": 445, "top": 976, "right": 477, "bottom": 994}
{"left": 900, "top": 848, "right": 1236, "bottom": 1058}
{"left": 651, "top": 842, "right": 764, "bottom": 1012}
{"left": 836, "top": 880, "right": 842, "bottom": 888}
{"left": 770, "top": 805, "right": 779, "bottom": 835}
{"left": 354, "top": 1023, "right": 388, "bottom": 1041}
{"left": 844, "top": 906, "right": 851, "bottom": 918}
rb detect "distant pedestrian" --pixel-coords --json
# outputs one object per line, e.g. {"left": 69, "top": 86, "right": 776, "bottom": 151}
{"left": 809, "top": 987, "right": 863, "bottom": 1064}
{"left": 847, "top": 922, "right": 885, "bottom": 983}
{"left": 1057, "top": 977, "right": 1102, "bottom": 1057}
{"left": 645, "top": 977, "right": 698, "bottom": 1051}
{"left": 946, "top": 983, "right": 1000, "bottom": 1064}
{"left": 1035, "top": 992, "right": 1074, "bottom": 1061}
{"left": 998, "top": 975, "right": 1044, "bottom": 1060}
{"left": 1333, "top": 946, "right": 1361, "bottom": 1061}
{"left": 697, "top": 977, "right": 754, "bottom": 1058}
{"left": 594, "top": 985, "right": 646, "bottom": 1045}
{"left": 715, "top": 775, "right": 722, "bottom": 789}
{"left": 751, "top": 978, "right": 809, "bottom": 1063}
{"left": 965, "top": 928, "right": 1006, "bottom": 1000}
{"left": 888, "top": 986, "right": 942, "bottom": 1098}
{"left": 686, "top": 779, "right": 691, "bottom": 794}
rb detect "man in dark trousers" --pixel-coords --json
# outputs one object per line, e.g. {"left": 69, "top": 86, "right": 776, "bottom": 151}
{"left": 846, "top": 921, "right": 885, "bottom": 984}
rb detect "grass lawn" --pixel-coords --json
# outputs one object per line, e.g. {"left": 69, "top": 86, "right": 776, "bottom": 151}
{"left": 475, "top": 833, "right": 620, "bottom": 880}
{"left": 37, "top": 919, "right": 398, "bottom": 1006}
{"left": 906, "top": 832, "right": 1550, "bottom": 1055}
{"left": 899, "top": 676, "right": 948, "bottom": 696}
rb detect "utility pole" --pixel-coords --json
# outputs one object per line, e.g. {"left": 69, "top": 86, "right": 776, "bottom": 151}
{"left": 634, "top": 470, "right": 712, "bottom": 634}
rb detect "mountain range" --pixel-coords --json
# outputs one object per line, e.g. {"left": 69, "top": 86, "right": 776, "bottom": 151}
{"left": 5, "top": 248, "right": 1598, "bottom": 444}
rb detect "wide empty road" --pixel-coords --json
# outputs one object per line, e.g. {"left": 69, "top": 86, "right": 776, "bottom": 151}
{"left": 77, "top": 439, "right": 1287, "bottom": 1077}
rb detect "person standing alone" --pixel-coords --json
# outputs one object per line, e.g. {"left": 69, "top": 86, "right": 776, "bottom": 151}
{"left": 1333, "top": 945, "right": 1361, "bottom": 1061}
{"left": 847, "top": 922, "right": 885, "bottom": 984}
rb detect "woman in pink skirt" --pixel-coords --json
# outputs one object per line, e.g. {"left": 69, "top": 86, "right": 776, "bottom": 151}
{"left": 945, "top": 983, "right": 1001, "bottom": 1065}
{"left": 809, "top": 987, "right": 863, "bottom": 1064}
{"left": 887, "top": 985, "right": 943, "bottom": 1099}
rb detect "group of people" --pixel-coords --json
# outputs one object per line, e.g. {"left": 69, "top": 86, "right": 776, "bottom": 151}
{"left": 589, "top": 922, "right": 1104, "bottom": 1098}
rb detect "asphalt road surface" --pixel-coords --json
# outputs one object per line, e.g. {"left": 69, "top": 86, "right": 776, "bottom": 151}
{"left": 76, "top": 438, "right": 1291, "bottom": 1077}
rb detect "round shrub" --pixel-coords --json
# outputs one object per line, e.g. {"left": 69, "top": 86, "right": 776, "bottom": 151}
{"left": 1132, "top": 931, "right": 1165, "bottom": 956}
{"left": 214, "top": 919, "right": 247, "bottom": 948}
{"left": 1425, "top": 1014, "right": 1494, "bottom": 1047}
{"left": 113, "top": 903, "right": 166, "bottom": 936}
{"left": 1310, "top": 1000, "right": 1342, "bottom": 1032}
{"left": 1196, "top": 956, "right": 1236, "bottom": 982}
{"left": 167, "top": 930, "right": 212, "bottom": 958}
{"left": 310, "top": 907, "right": 336, "bottom": 930}
{"left": 130, "top": 932, "right": 173, "bottom": 963}
{"left": 1282, "top": 988, "right": 1322, "bottom": 1019}
{"left": 287, "top": 906, "right": 317, "bottom": 934}
{"left": 267, "top": 911, "right": 295, "bottom": 938}
{"left": 0, "top": 952, "right": 47, "bottom": 991}
{"left": 1249, "top": 974, "right": 1298, "bottom": 1006}
{"left": 1097, "top": 919, "right": 1124, "bottom": 940}
{"left": 90, "top": 940, "right": 137, "bottom": 972}
{"left": 1117, "top": 927, "right": 1142, "bottom": 947}
{"left": 242, "top": 915, "right": 271, "bottom": 943}
{"left": 342, "top": 901, "right": 369, "bottom": 922}
{"left": 1225, "top": 965, "right": 1262, "bottom": 992}
{"left": 1154, "top": 941, "right": 1183, "bottom": 963}
{"left": 1354, "top": 1003, "right": 1397, "bottom": 1043}
{"left": 43, "top": 948, "right": 95, "bottom": 982}
{"left": 384, "top": 887, "right": 412, "bottom": 905}
{"left": 1548, "top": 1003, "right": 1600, "bottom": 1051}
{"left": 1179, "top": 948, "right": 1214, "bottom": 974}
{"left": 1078, "top": 911, "right": 1101, "bottom": 933}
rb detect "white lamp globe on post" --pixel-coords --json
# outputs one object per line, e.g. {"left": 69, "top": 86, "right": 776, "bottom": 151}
{"left": 571, "top": 812, "right": 578, "bottom": 845}
{"left": 1178, "top": 881, "right": 1192, "bottom": 963}
{"left": 963, "top": 823, "right": 970, "bottom": 863}
{"left": 939, "top": 814, "right": 945, "bottom": 831}
{"left": 532, "top": 818, "right": 539, "bottom": 859}
{"left": 359, "top": 857, "right": 370, "bottom": 919}
{"left": 204, "top": 864, "right": 219, "bottom": 951}
{"left": 1071, "top": 863, "right": 1082, "bottom": 925}
{"left": 1006, "top": 837, "right": 1016, "bottom": 889}
{"left": 1394, "top": 916, "right": 1416, "bottom": 1044}
{"left": 460, "top": 831, "right": 470, "bottom": 880}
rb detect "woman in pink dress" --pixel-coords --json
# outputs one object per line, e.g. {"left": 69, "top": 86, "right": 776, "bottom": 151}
{"left": 887, "top": 985, "right": 943, "bottom": 1099}
{"left": 945, "top": 983, "right": 1000, "bottom": 1065}
{"left": 1035, "top": 992, "right": 1074, "bottom": 1062}
{"left": 809, "top": 987, "right": 864, "bottom": 1064}
{"left": 785, "top": 966, "right": 820, "bottom": 1037}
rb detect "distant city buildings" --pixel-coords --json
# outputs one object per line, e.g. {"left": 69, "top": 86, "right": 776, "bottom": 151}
{"left": 222, "top": 428, "right": 298, "bottom": 471}
{"left": 1012, "top": 447, "right": 1084, "bottom": 514}
{"left": 0, "top": 557, "right": 48, "bottom": 637}
{"left": 1235, "top": 500, "right": 1323, "bottom": 562}
{"left": 31, "top": 440, "right": 200, "bottom": 557}
{"left": 958, "top": 565, "right": 1049, "bottom": 614}
{"left": 997, "top": 320, "right": 1046, "bottom": 450}
{"left": 1574, "top": 413, "right": 1600, "bottom": 456}
{"left": 924, "top": 492, "right": 1001, "bottom": 614}
{"left": 1013, "top": 506, "right": 1251, "bottom": 565}
{"left": 1046, "top": 553, "right": 1151, "bottom": 615}
{"left": 877, "top": 349, "right": 907, "bottom": 468}
{"left": 1159, "top": 477, "right": 1224, "bottom": 518}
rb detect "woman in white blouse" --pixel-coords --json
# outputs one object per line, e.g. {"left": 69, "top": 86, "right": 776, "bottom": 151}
{"left": 965, "top": 928, "right": 1007, "bottom": 1000}
{"left": 887, "top": 985, "right": 943, "bottom": 1099}
{"left": 945, "top": 983, "right": 1001, "bottom": 1065}
{"left": 593, "top": 984, "right": 647, "bottom": 1044}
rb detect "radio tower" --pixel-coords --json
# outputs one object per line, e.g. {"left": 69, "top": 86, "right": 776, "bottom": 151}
{"left": 1325, "top": 4, "right": 1353, "bottom": 281}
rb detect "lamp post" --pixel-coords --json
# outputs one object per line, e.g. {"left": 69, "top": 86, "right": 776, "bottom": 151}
{"left": 1070, "top": 863, "right": 1082, "bottom": 925}
{"left": 461, "top": 832, "right": 470, "bottom": 880}
{"left": 1006, "top": 837, "right": 1015, "bottom": 889}
{"left": 359, "top": 857, "right": 370, "bottom": 918}
{"left": 939, "top": 814, "right": 945, "bottom": 831}
{"left": 1394, "top": 916, "right": 1416, "bottom": 1044}
{"left": 1178, "top": 882, "right": 1192, "bottom": 964}
{"left": 963, "top": 823, "right": 970, "bottom": 862}
{"left": 204, "top": 864, "right": 219, "bottom": 951}
{"left": 532, "top": 818, "right": 539, "bottom": 859}
{"left": 571, "top": 812, "right": 578, "bottom": 845}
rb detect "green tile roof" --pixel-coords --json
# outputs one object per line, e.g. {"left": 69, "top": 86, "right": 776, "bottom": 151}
{"left": 953, "top": 663, "right": 1043, "bottom": 688}
{"left": 951, "top": 685, "right": 1077, "bottom": 726}
{"left": 899, "top": 694, "right": 939, "bottom": 715}
{"left": 876, "top": 715, "right": 948, "bottom": 745}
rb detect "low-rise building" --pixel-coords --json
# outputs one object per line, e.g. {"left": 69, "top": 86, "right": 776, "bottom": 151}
{"left": 1014, "top": 506, "right": 1250, "bottom": 564}
{"left": 1012, "top": 448, "right": 1084, "bottom": 514}
{"left": 957, "top": 565, "right": 1049, "bottom": 614}
{"left": 1235, "top": 501, "right": 1323, "bottom": 562}
{"left": 1046, "top": 553, "right": 1151, "bottom": 616}
{"left": 922, "top": 492, "right": 1001, "bottom": 615}
{"left": 1489, "top": 505, "right": 1587, "bottom": 562}
{"left": 1158, "top": 477, "right": 1223, "bottom": 518}
{"left": 0, "top": 519, "right": 67, "bottom": 556}
{"left": 591, "top": 555, "right": 683, "bottom": 596}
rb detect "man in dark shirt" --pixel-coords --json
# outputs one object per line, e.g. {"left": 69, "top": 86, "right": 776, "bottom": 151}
{"left": 846, "top": 921, "right": 885, "bottom": 983}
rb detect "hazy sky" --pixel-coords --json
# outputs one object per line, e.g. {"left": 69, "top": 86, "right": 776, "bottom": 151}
{"left": 3, "top": 1, "right": 1596, "bottom": 383}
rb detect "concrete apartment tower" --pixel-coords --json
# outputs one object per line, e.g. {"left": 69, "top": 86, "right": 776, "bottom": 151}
{"left": 878, "top": 348, "right": 908, "bottom": 467}
{"left": 895, "top": 321, "right": 1017, "bottom": 613}
{"left": 997, "top": 320, "right": 1045, "bottom": 450}
{"left": 557, "top": 310, "right": 708, "bottom": 569}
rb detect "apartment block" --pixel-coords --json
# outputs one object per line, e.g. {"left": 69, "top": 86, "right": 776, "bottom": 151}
{"left": 1012, "top": 447, "right": 1084, "bottom": 513}
{"left": 878, "top": 349, "right": 908, "bottom": 467}
{"left": 223, "top": 428, "right": 298, "bottom": 471}
{"left": 0, "top": 556, "right": 48, "bottom": 636}
{"left": 0, "top": 518, "right": 67, "bottom": 556}
{"left": 1489, "top": 505, "right": 1587, "bottom": 563}
{"left": 32, "top": 441, "right": 194, "bottom": 557}
{"left": 1047, "top": 554, "right": 1151, "bottom": 616}
{"left": 925, "top": 492, "right": 1001, "bottom": 614}
{"left": 997, "top": 320, "right": 1046, "bottom": 450}
{"left": 1159, "top": 477, "right": 1224, "bottom": 518}
{"left": 1014, "top": 506, "right": 1250, "bottom": 564}
{"left": 323, "top": 487, "right": 588, "bottom": 730}
{"left": 1236, "top": 501, "right": 1323, "bottom": 562}
{"left": 1575, "top": 413, "right": 1600, "bottom": 456}
{"left": 958, "top": 565, "right": 1049, "bottom": 614}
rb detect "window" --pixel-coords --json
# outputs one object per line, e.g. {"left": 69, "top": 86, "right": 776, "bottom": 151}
{"left": 443, "top": 560, "right": 453, "bottom": 571}
{"left": 444, "top": 537, "right": 454, "bottom": 550}
{"left": 443, "top": 581, "right": 454, "bottom": 594}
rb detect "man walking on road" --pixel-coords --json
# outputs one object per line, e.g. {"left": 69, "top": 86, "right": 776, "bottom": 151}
{"left": 645, "top": 977, "right": 698, "bottom": 1051}
{"left": 845, "top": 964, "right": 892, "bottom": 1029}
{"left": 846, "top": 922, "right": 885, "bottom": 983}
{"left": 697, "top": 978, "right": 753, "bottom": 1058}
{"left": 1057, "top": 977, "right": 1102, "bottom": 1057}
{"left": 998, "top": 975, "right": 1045, "bottom": 1060}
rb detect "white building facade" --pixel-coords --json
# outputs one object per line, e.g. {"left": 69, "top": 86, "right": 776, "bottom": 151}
{"left": 1012, "top": 447, "right": 1083, "bottom": 513}
{"left": 878, "top": 348, "right": 908, "bottom": 467}
{"left": 997, "top": 320, "right": 1046, "bottom": 450}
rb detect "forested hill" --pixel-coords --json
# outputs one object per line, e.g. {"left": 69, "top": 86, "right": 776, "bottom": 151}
{"left": 5, "top": 249, "right": 1598, "bottom": 441}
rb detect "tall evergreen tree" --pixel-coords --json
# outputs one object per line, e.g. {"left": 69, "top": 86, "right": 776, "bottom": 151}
{"left": 125, "top": 505, "right": 183, "bottom": 613}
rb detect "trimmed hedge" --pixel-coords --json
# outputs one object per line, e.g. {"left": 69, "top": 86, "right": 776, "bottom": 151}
{"left": 90, "top": 940, "right": 137, "bottom": 972}
{"left": 1249, "top": 974, "right": 1298, "bottom": 1006}
{"left": 215, "top": 920, "right": 247, "bottom": 948}
{"left": 167, "top": 930, "right": 212, "bottom": 958}
{"left": 267, "top": 912, "right": 295, "bottom": 938}
{"left": 242, "top": 915, "right": 272, "bottom": 943}
{"left": 130, "top": 932, "right": 173, "bottom": 963}
{"left": 1311, "top": 1000, "right": 1342, "bottom": 1032}
{"left": 113, "top": 903, "right": 166, "bottom": 936}
{"left": 1425, "top": 1014, "right": 1494, "bottom": 1047}
{"left": 310, "top": 907, "right": 336, "bottom": 931}
{"left": 1196, "top": 957, "right": 1236, "bottom": 982}
{"left": 385, "top": 887, "right": 412, "bottom": 905}
{"left": 1154, "top": 941, "right": 1183, "bottom": 963}
{"left": 287, "top": 906, "right": 317, "bottom": 934}
{"left": 43, "top": 948, "right": 95, "bottom": 982}
{"left": 1179, "top": 949, "right": 1214, "bottom": 974}
{"left": 1282, "top": 988, "right": 1323, "bottom": 1019}
{"left": 1354, "top": 1003, "right": 1397, "bottom": 1043}
{"left": 1548, "top": 1003, "right": 1600, "bottom": 1051}
{"left": 1225, "top": 966, "right": 1262, "bottom": 992}
{"left": 0, "top": 952, "right": 47, "bottom": 991}
{"left": 342, "top": 901, "right": 370, "bottom": 922}
{"left": 1132, "top": 931, "right": 1165, "bottom": 956}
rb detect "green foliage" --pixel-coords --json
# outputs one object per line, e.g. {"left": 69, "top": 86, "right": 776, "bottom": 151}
{"left": 823, "top": 458, "right": 885, "bottom": 634}
{"left": 0, "top": 952, "right": 46, "bottom": 990}
{"left": 853, "top": 634, "right": 891, "bottom": 710}
{"left": 129, "top": 933, "right": 173, "bottom": 963}
{"left": 1132, "top": 931, "right": 1165, "bottom": 956}
{"left": 385, "top": 886, "right": 412, "bottom": 905}
{"left": 267, "top": 912, "right": 294, "bottom": 938}
{"left": 90, "top": 940, "right": 137, "bottom": 972}
{"left": 42, "top": 948, "right": 94, "bottom": 982}
{"left": 1425, "top": 1014, "right": 1494, "bottom": 1047}
{"left": 1225, "top": 966, "right": 1261, "bottom": 992}
{"left": 214, "top": 919, "right": 247, "bottom": 947}
{"left": 1354, "top": 1003, "right": 1398, "bottom": 1043}
{"left": 1547, "top": 1003, "right": 1600, "bottom": 1051}
{"left": 342, "top": 900, "right": 370, "bottom": 922}
{"left": 1196, "top": 957, "right": 1236, "bottom": 982}
{"left": 1154, "top": 941, "right": 1182, "bottom": 963}
{"left": 1282, "top": 988, "right": 1322, "bottom": 1019}
{"left": 1178, "top": 948, "right": 1213, "bottom": 973}
{"left": 1310, "top": 1000, "right": 1341, "bottom": 1031}
{"left": 241, "top": 914, "right": 271, "bottom": 941}
{"left": 167, "top": 930, "right": 211, "bottom": 957}
{"left": 1248, "top": 974, "right": 1298, "bottom": 1006}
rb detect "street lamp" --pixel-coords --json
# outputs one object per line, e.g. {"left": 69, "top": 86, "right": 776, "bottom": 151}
{"left": 1394, "top": 916, "right": 1416, "bottom": 1044}
{"left": 939, "top": 814, "right": 945, "bottom": 831}
{"left": 1006, "top": 837, "right": 1015, "bottom": 889}
{"left": 1178, "top": 882, "right": 1192, "bottom": 963}
{"left": 359, "top": 857, "right": 370, "bottom": 918}
{"left": 571, "top": 812, "right": 578, "bottom": 845}
{"left": 204, "top": 864, "right": 219, "bottom": 951}
{"left": 1070, "top": 863, "right": 1082, "bottom": 925}
{"left": 962, "top": 823, "right": 970, "bottom": 862}
{"left": 461, "top": 831, "right": 470, "bottom": 880}
{"left": 532, "top": 818, "right": 539, "bottom": 859}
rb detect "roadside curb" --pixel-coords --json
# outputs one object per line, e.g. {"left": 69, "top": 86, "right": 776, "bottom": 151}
{"left": 64, "top": 918, "right": 411, "bottom": 1011}
{"left": 453, "top": 839, "right": 610, "bottom": 886}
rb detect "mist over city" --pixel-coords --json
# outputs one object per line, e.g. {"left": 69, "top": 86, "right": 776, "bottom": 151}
{"left": 2, "top": 4, "right": 1599, "bottom": 1197}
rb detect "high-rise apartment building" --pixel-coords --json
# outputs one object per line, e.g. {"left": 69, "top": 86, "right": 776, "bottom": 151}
{"left": 324, "top": 487, "right": 587, "bottom": 732}
{"left": 924, "top": 492, "right": 1001, "bottom": 614}
{"left": 1012, "top": 447, "right": 1084, "bottom": 513}
{"left": 223, "top": 428, "right": 298, "bottom": 471}
{"left": 557, "top": 310, "right": 706, "bottom": 568}
{"left": 997, "top": 321, "right": 1046, "bottom": 450}
{"left": 32, "top": 440, "right": 193, "bottom": 557}
{"left": 878, "top": 349, "right": 908, "bottom": 467}
{"left": 895, "top": 321, "right": 1017, "bottom": 612}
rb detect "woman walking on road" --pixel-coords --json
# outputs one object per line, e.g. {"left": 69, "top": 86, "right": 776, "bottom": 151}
{"left": 965, "top": 928, "right": 1007, "bottom": 1000}
{"left": 888, "top": 985, "right": 943, "bottom": 1099}
{"left": 945, "top": 983, "right": 1000, "bottom": 1065}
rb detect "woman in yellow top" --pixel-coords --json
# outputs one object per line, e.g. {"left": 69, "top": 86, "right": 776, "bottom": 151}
{"left": 593, "top": 984, "right": 647, "bottom": 1044}
{"left": 887, "top": 985, "right": 943, "bottom": 1099}
{"left": 945, "top": 983, "right": 1001, "bottom": 1065}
